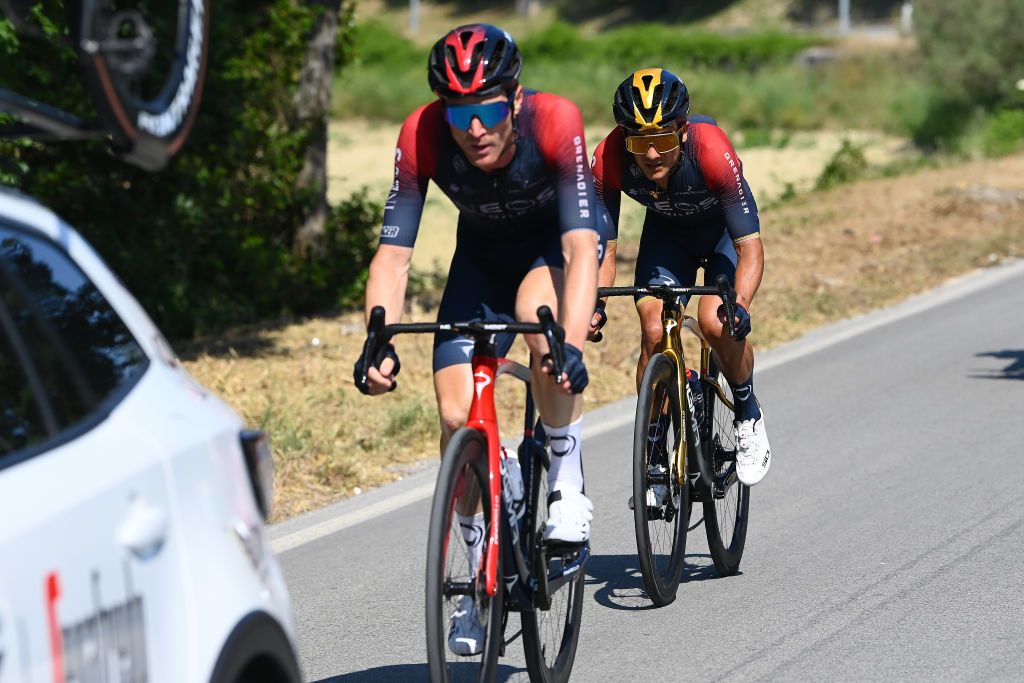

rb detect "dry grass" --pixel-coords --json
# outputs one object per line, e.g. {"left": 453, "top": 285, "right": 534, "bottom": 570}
{"left": 180, "top": 153, "right": 1024, "bottom": 522}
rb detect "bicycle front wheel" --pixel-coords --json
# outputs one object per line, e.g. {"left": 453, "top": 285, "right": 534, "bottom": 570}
{"left": 425, "top": 428, "right": 503, "bottom": 682}
{"left": 701, "top": 354, "right": 750, "bottom": 576}
{"left": 521, "top": 439, "right": 586, "bottom": 683}
{"left": 633, "top": 352, "right": 688, "bottom": 607}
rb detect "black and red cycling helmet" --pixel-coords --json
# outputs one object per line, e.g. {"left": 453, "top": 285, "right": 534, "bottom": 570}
{"left": 613, "top": 68, "right": 690, "bottom": 132}
{"left": 428, "top": 24, "right": 522, "bottom": 98}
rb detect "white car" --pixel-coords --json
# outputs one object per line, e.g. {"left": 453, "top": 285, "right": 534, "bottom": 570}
{"left": 0, "top": 188, "right": 301, "bottom": 683}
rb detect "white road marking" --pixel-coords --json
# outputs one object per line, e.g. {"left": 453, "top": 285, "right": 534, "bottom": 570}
{"left": 270, "top": 259, "right": 1023, "bottom": 554}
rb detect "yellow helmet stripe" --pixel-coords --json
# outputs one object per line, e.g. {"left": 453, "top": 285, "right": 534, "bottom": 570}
{"left": 631, "top": 68, "right": 664, "bottom": 130}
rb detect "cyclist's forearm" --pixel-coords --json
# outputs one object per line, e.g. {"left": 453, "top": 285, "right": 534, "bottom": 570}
{"left": 365, "top": 245, "right": 412, "bottom": 324}
{"left": 598, "top": 240, "right": 617, "bottom": 294}
{"left": 561, "top": 231, "right": 600, "bottom": 349}
{"left": 734, "top": 237, "right": 764, "bottom": 309}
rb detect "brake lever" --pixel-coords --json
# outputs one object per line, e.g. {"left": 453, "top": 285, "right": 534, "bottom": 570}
{"left": 536, "top": 305, "right": 566, "bottom": 383}
{"left": 356, "top": 306, "right": 389, "bottom": 391}
{"left": 715, "top": 275, "right": 738, "bottom": 340}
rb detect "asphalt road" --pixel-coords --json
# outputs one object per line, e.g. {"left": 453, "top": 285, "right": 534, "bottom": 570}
{"left": 272, "top": 261, "right": 1024, "bottom": 682}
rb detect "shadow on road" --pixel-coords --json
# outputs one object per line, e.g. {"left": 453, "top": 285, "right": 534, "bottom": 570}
{"left": 586, "top": 552, "right": 730, "bottom": 610}
{"left": 312, "top": 662, "right": 522, "bottom": 682}
{"left": 971, "top": 349, "right": 1024, "bottom": 380}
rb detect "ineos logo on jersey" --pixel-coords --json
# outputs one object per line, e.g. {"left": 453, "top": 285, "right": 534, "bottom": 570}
{"left": 137, "top": 0, "right": 205, "bottom": 137}
{"left": 455, "top": 185, "right": 557, "bottom": 218}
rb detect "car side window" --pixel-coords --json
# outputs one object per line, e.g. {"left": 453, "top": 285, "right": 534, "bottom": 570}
{"left": 0, "top": 310, "right": 51, "bottom": 454}
{"left": 0, "top": 224, "right": 148, "bottom": 461}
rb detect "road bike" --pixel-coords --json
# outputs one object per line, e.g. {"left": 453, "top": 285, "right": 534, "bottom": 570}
{"left": 598, "top": 275, "right": 750, "bottom": 606}
{"left": 356, "top": 306, "right": 588, "bottom": 683}
{"left": 0, "top": 0, "right": 209, "bottom": 170}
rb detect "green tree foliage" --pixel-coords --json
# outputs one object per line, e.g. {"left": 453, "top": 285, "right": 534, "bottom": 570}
{"left": 914, "top": 0, "right": 1024, "bottom": 108}
{"left": 0, "top": 1, "right": 379, "bottom": 339}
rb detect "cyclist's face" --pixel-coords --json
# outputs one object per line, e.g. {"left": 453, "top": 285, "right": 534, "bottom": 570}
{"left": 631, "top": 124, "right": 686, "bottom": 184}
{"left": 445, "top": 86, "right": 523, "bottom": 172}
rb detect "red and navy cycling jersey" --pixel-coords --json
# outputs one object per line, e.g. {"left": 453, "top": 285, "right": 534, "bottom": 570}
{"left": 592, "top": 115, "right": 761, "bottom": 245}
{"left": 379, "top": 89, "right": 601, "bottom": 248}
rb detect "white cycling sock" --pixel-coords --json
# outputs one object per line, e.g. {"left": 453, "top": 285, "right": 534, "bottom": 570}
{"left": 544, "top": 417, "right": 584, "bottom": 494}
{"left": 458, "top": 512, "right": 485, "bottom": 575}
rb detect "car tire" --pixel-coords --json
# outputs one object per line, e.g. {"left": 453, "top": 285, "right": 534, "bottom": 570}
{"left": 209, "top": 611, "right": 301, "bottom": 683}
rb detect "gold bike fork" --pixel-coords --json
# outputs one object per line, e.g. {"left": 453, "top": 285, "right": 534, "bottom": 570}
{"left": 652, "top": 305, "right": 690, "bottom": 488}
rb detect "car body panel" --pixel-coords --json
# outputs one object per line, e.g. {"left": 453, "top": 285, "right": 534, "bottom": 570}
{"left": 0, "top": 188, "right": 298, "bottom": 682}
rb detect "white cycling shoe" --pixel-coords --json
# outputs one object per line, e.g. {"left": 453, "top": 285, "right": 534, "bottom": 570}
{"left": 448, "top": 595, "right": 485, "bottom": 656}
{"left": 627, "top": 465, "right": 669, "bottom": 510}
{"left": 543, "top": 489, "right": 593, "bottom": 544}
{"left": 735, "top": 412, "right": 771, "bottom": 486}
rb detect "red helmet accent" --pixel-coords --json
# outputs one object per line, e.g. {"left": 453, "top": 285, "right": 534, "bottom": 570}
{"left": 428, "top": 24, "right": 522, "bottom": 99}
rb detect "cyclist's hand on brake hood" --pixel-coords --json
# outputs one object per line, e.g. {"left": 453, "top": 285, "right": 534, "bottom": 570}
{"left": 717, "top": 303, "right": 752, "bottom": 341}
{"left": 353, "top": 342, "right": 401, "bottom": 395}
{"left": 542, "top": 343, "right": 589, "bottom": 394}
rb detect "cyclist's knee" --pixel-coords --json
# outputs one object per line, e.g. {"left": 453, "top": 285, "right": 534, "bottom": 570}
{"left": 438, "top": 400, "right": 469, "bottom": 437}
{"left": 641, "top": 319, "right": 663, "bottom": 354}
{"left": 434, "top": 364, "right": 472, "bottom": 436}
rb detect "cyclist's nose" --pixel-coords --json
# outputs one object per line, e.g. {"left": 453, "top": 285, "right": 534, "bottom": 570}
{"left": 468, "top": 117, "right": 488, "bottom": 138}
{"left": 645, "top": 144, "right": 661, "bottom": 161}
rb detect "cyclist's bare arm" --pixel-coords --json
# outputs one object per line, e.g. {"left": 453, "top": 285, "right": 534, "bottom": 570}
{"left": 560, "top": 228, "right": 600, "bottom": 351}
{"left": 362, "top": 244, "right": 412, "bottom": 392}
{"left": 732, "top": 237, "right": 764, "bottom": 310}
{"left": 598, "top": 239, "right": 617, "bottom": 292}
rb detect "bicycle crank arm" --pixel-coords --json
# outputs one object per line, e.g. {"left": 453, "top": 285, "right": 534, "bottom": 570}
{"left": 543, "top": 543, "right": 590, "bottom": 597}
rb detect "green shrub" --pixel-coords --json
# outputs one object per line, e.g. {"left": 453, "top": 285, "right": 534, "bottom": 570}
{"left": 0, "top": 1, "right": 380, "bottom": 339}
{"left": 981, "top": 108, "right": 1024, "bottom": 157}
{"left": 519, "top": 21, "right": 585, "bottom": 62}
{"left": 815, "top": 139, "right": 868, "bottom": 190}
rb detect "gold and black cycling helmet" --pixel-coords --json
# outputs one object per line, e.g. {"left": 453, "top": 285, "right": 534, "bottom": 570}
{"left": 428, "top": 24, "right": 523, "bottom": 98}
{"left": 612, "top": 68, "right": 690, "bottom": 132}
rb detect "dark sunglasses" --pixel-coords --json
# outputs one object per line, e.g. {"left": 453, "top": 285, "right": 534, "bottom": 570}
{"left": 444, "top": 99, "right": 513, "bottom": 131}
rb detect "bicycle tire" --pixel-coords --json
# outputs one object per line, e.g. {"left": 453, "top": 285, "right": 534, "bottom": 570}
{"left": 632, "top": 352, "right": 688, "bottom": 607}
{"left": 72, "top": 0, "right": 210, "bottom": 170}
{"left": 425, "top": 428, "right": 503, "bottom": 683}
{"left": 701, "top": 353, "right": 750, "bottom": 576}
{"left": 521, "top": 440, "right": 585, "bottom": 683}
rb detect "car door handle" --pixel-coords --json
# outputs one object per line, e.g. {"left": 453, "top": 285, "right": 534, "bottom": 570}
{"left": 117, "top": 497, "right": 167, "bottom": 560}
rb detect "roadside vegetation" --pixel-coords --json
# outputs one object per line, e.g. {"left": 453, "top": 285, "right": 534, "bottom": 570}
{"left": 185, "top": 0, "right": 1024, "bottom": 519}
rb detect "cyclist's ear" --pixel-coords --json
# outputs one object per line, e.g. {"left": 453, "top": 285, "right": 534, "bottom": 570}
{"left": 512, "top": 84, "right": 524, "bottom": 117}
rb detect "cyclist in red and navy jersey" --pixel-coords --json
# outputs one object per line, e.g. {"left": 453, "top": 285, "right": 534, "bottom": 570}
{"left": 592, "top": 68, "right": 771, "bottom": 490}
{"left": 352, "top": 24, "right": 604, "bottom": 656}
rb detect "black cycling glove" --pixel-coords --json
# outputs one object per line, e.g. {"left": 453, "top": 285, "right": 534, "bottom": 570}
{"left": 717, "top": 302, "right": 752, "bottom": 341}
{"left": 353, "top": 341, "right": 401, "bottom": 395}
{"left": 590, "top": 299, "right": 608, "bottom": 343}
{"left": 561, "top": 343, "right": 589, "bottom": 394}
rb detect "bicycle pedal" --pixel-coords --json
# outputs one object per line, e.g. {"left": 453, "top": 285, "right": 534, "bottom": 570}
{"left": 543, "top": 538, "right": 587, "bottom": 556}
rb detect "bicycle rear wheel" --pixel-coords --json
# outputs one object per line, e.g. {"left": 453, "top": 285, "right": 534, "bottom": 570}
{"left": 425, "top": 428, "right": 503, "bottom": 682}
{"left": 521, "top": 440, "right": 585, "bottom": 683}
{"left": 72, "top": 0, "right": 209, "bottom": 170}
{"left": 701, "top": 354, "right": 750, "bottom": 576}
{"left": 633, "top": 352, "right": 688, "bottom": 607}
